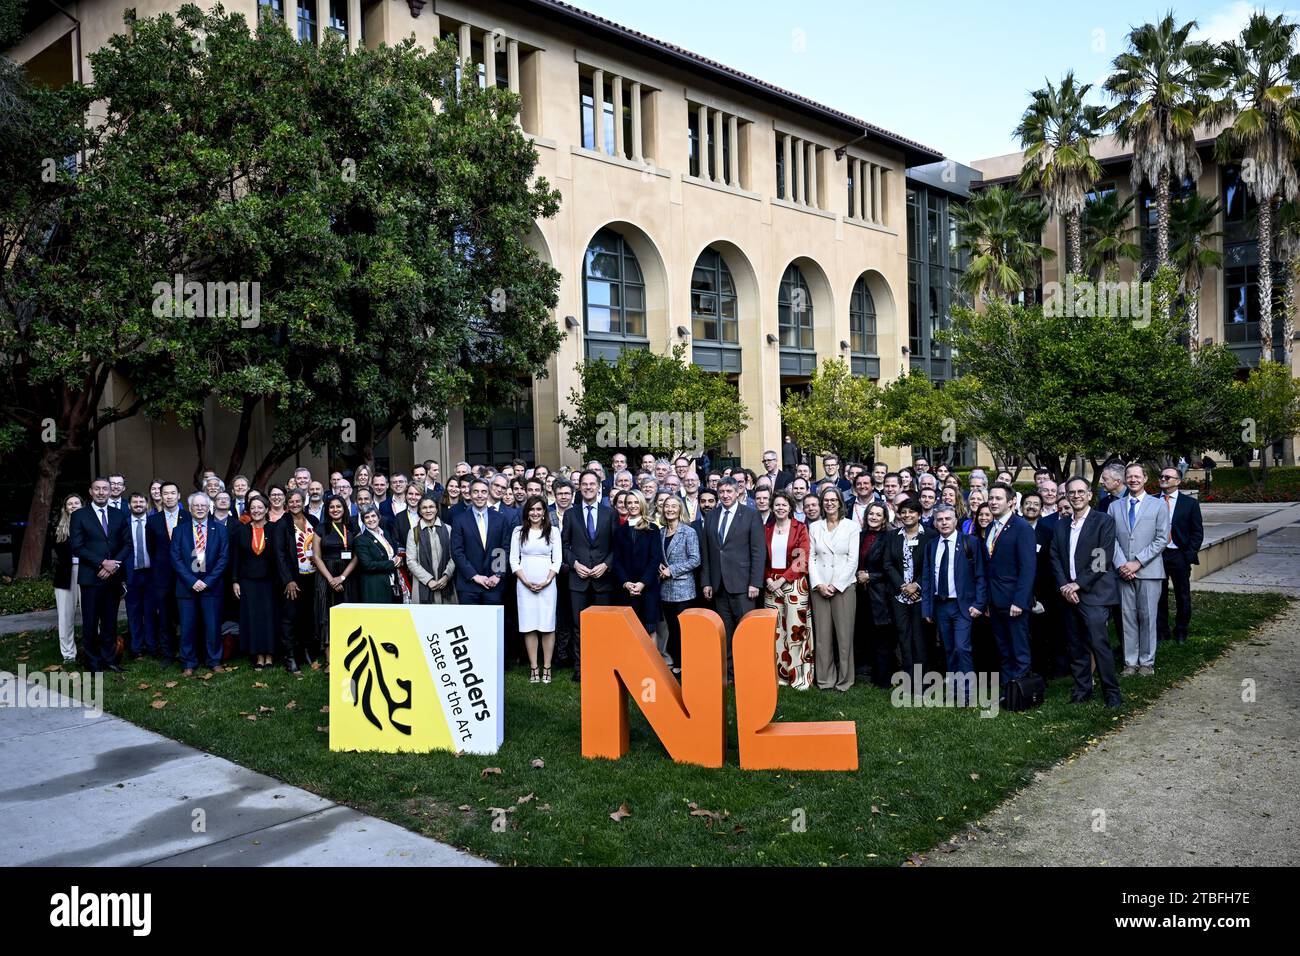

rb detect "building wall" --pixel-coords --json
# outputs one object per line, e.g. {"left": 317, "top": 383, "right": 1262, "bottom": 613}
{"left": 9, "top": 0, "right": 926, "bottom": 493}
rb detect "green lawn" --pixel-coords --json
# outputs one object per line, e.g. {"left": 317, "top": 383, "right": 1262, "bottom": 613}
{"left": 0, "top": 591, "right": 1286, "bottom": 866}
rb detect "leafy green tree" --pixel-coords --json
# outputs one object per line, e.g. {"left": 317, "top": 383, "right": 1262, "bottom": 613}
{"left": 877, "top": 369, "right": 959, "bottom": 454}
{"left": 1, "top": 5, "right": 561, "bottom": 576}
{"left": 1016, "top": 71, "right": 1105, "bottom": 275}
{"left": 779, "top": 359, "right": 880, "bottom": 463}
{"left": 1104, "top": 14, "right": 1221, "bottom": 269}
{"left": 1214, "top": 12, "right": 1300, "bottom": 358}
{"left": 1229, "top": 359, "right": 1300, "bottom": 486}
{"left": 556, "top": 344, "right": 749, "bottom": 460}
{"left": 953, "top": 186, "right": 1054, "bottom": 302}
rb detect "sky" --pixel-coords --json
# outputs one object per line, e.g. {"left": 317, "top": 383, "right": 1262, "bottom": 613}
{"left": 565, "top": 0, "right": 1300, "bottom": 165}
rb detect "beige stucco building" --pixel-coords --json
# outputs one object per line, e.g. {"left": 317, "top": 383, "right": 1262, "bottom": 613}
{"left": 8, "top": 0, "right": 944, "bottom": 486}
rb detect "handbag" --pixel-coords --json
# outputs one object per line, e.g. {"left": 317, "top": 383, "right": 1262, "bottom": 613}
{"left": 1005, "top": 672, "right": 1045, "bottom": 712}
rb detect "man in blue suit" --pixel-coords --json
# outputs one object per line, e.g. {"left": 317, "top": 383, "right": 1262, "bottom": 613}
{"left": 449, "top": 478, "right": 511, "bottom": 605}
{"left": 171, "top": 492, "right": 229, "bottom": 676}
{"left": 922, "top": 503, "right": 988, "bottom": 701}
{"left": 123, "top": 492, "right": 159, "bottom": 660}
{"left": 69, "top": 477, "right": 132, "bottom": 672}
{"left": 145, "top": 481, "right": 187, "bottom": 664}
{"left": 984, "top": 482, "right": 1036, "bottom": 689}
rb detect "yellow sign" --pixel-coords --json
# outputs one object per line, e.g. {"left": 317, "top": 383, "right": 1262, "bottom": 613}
{"left": 329, "top": 604, "right": 504, "bottom": 754}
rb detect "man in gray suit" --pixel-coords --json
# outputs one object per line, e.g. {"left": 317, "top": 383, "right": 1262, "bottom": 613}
{"left": 699, "top": 476, "right": 766, "bottom": 681}
{"left": 1052, "top": 477, "right": 1122, "bottom": 706}
{"left": 1108, "top": 462, "right": 1169, "bottom": 676}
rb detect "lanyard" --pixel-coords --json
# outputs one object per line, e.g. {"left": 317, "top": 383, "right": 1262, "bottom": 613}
{"left": 333, "top": 522, "right": 349, "bottom": 548}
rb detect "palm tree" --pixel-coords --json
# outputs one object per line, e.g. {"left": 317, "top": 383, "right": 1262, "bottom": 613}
{"left": 1081, "top": 191, "right": 1142, "bottom": 280}
{"left": 1169, "top": 193, "right": 1224, "bottom": 348}
{"left": 954, "top": 186, "right": 1054, "bottom": 301}
{"left": 1275, "top": 198, "right": 1300, "bottom": 366}
{"left": 1215, "top": 12, "right": 1300, "bottom": 359}
{"left": 1104, "top": 14, "right": 1220, "bottom": 270}
{"left": 1015, "top": 71, "right": 1105, "bottom": 275}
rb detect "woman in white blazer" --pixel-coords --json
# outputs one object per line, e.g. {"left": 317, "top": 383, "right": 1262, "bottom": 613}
{"left": 808, "top": 486, "right": 860, "bottom": 691}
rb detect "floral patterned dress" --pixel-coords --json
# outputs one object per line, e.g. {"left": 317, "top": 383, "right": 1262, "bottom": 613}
{"left": 765, "top": 519, "right": 813, "bottom": 690}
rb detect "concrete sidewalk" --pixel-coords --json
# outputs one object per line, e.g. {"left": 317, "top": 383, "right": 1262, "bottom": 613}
{"left": 0, "top": 672, "right": 490, "bottom": 867}
{"left": 925, "top": 600, "right": 1300, "bottom": 866}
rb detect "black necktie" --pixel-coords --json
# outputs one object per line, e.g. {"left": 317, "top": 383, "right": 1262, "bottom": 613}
{"left": 937, "top": 538, "right": 951, "bottom": 599}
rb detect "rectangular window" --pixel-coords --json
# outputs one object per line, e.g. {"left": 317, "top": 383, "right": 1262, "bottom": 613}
{"left": 580, "top": 75, "right": 595, "bottom": 151}
{"left": 908, "top": 262, "right": 922, "bottom": 354}
{"left": 848, "top": 167, "right": 856, "bottom": 220}
{"left": 328, "top": 0, "right": 347, "bottom": 36}
{"left": 689, "top": 112, "right": 700, "bottom": 178}
{"left": 297, "top": 1, "right": 317, "bottom": 44}
{"left": 776, "top": 139, "right": 785, "bottom": 199}
{"left": 907, "top": 189, "right": 921, "bottom": 260}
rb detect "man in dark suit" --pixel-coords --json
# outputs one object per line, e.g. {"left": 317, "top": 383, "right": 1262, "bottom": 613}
{"left": 760, "top": 449, "right": 792, "bottom": 492}
{"left": 1156, "top": 467, "right": 1204, "bottom": 643}
{"left": 1051, "top": 477, "right": 1122, "bottom": 707}
{"left": 699, "top": 476, "right": 766, "bottom": 680}
{"left": 69, "top": 477, "right": 132, "bottom": 672}
{"left": 561, "top": 469, "right": 616, "bottom": 681}
{"left": 984, "top": 482, "right": 1036, "bottom": 689}
{"left": 171, "top": 492, "right": 229, "bottom": 676}
{"left": 921, "top": 504, "right": 987, "bottom": 700}
{"left": 123, "top": 492, "right": 159, "bottom": 660}
{"left": 449, "top": 478, "right": 511, "bottom": 609}
{"left": 601, "top": 453, "right": 628, "bottom": 497}
{"left": 1020, "top": 490, "right": 1067, "bottom": 678}
{"left": 145, "top": 481, "right": 187, "bottom": 663}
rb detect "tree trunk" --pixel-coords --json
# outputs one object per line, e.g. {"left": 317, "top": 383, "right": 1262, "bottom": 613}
{"left": 1187, "top": 289, "right": 1200, "bottom": 351}
{"left": 1285, "top": 258, "right": 1297, "bottom": 468}
{"left": 250, "top": 431, "right": 318, "bottom": 491}
{"left": 14, "top": 445, "right": 72, "bottom": 578}
{"left": 1259, "top": 197, "right": 1275, "bottom": 360}
{"left": 223, "top": 396, "right": 260, "bottom": 487}
{"left": 1156, "top": 168, "right": 1171, "bottom": 269}
{"left": 191, "top": 416, "right": 208, "bottom": 491}
{"left": 1066, "top": 210, "right": 1083, "bottom": 276}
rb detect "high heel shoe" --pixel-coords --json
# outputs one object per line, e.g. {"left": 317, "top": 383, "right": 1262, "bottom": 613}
{"left": 541, "top": 667, "right": 552, "bottom": 684}
{"left": 529, "top": 667, "right": 541, "bottom": 684}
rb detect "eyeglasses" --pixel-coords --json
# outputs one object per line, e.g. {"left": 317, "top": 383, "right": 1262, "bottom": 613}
{"left": 1159, "top": 475, "right": 1178, "bottom": 481}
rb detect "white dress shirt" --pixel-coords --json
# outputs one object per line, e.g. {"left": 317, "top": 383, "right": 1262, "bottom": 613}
{"left": 1068, "top": 507, "right": 1090, "bottom": 580}
{"left": 934, "top": 531, "right": 958, "bottom": 597}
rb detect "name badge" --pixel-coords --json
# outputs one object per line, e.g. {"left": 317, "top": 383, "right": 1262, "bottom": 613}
{"left": 340, "top": 550, "right": 352, "bottom": 560}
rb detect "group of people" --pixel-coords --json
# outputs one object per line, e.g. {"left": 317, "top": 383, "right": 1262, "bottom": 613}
{"left": 49, "top": 449, "right": 1204, "bottom": 708}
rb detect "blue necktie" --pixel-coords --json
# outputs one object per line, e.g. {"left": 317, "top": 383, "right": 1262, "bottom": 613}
{"left": 135, "top": 518, "right": 149, "bottom": 569}
{"left": 1128, "top": 497, "right": 1137, "bottom": 531}
{"left": 99, "top": 507, "right": 108, "bottom": 535}
{"left": 586, "top": 505, "right": 596, "bottom": 542}
{"left": 719, "top": 508, "right": 731, "bottom": 544}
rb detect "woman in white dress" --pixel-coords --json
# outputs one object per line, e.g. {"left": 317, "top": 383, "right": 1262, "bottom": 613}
{"left": 510, "top": 495, "right": 562, "bottom": 684}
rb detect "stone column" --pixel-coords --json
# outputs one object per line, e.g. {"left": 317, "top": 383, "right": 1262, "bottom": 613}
{"left": 630, "top": 82, "right": 643, "bottom": 162}
{"left": 285, "top": 0, "right": 299, "bottom": 40}
{"left": 728, "top": 114, "right": 739, "bottom": 187}
{"left": 712, "top": 109, "right": 724, "bottom": 183}
{"left": 592, "top": 70, "right": 605, "bottom": 154}
{"left": 458, "top": 22, "right": 472, "bottom": 70}
{"left": 484, "top": 33, "right": 497, "bottom": 86}
{"left": 792, "top": 138, "right": 803, "bottom": 202}
{"left": 807, "top": 141, "right": 818, "bottom": 208}
{"left": 347, "top": 0, "right": 361, "bottom": 52}
{"left": 315, "top": 0, "right": 328, "bottom": 46}
{"left": 507, "top": 39, "right": 520, "bottom": 93}
{"left": 697, "top": 103, "right": 710, "bottom": 178}
{"left": 878, "top": 168, "right": 889, "bottom": 225}
{"left": 611, "top": 75, "right": 624, "bottom": 158}
{"left": 871, "top": 164, "right": 882, "bottom": 223}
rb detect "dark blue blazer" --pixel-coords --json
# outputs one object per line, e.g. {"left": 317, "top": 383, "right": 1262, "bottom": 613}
{"left": 921, "top": 531, "right": 988, "bottom": 621}
{"left": 170, "top": 516, "right": 229, "bottom": 597}
{"left": 1165, "top": 493, "right": 1204, "bottom": 564}
{"left": 69, "top": 504, "right": 131, "bottom": 586}
{"left": 378, "top": 498, "right": 396, "bottom": 520}
{"left": 984, "top": 513, "right": 1037, "bottom": 611}
{"left": 449, "top": 507, "right": 512, "bottom": 598}
{"left": 446, "top": 501, "right": 468, "bottom": 524}
{"left": 1032, "top": 515, "right": 1059, "bottom": 599}
{"left": 145, "top": 509, "right": 189, "bottom": 589}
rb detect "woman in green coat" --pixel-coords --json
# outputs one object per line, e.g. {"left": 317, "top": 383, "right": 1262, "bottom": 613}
{"left": 355, "top": 505, "right": 403, "bottom": 604}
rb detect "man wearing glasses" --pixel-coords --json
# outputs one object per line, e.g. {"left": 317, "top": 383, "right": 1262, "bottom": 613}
{"left": 1156, "top": 468, "right": 1203, "bottom": 644}
{"left": 1050, "top": 477, "right": 1122, "bottom": 707}
{"left": 760, "top": 449, "right": 792, "bottom": 491}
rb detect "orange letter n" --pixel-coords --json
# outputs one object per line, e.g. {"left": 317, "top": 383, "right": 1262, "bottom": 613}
{"left": 580, "top": 606, "right": 725, "bottom": 768}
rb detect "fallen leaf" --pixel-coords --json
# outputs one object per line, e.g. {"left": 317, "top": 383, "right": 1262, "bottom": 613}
{"left": 315, "top": 726, "right": 328, "bottom": 733}
{"left": 970, "top": 773, "right": 980, "bottom": 780}
{"left": 137, "top": 682, "right": 150, "bottom": 690}
{"left": 610, "top": 802, "right": 632, "bottom": 822}
{"left": 258, "top": 705, "right": 275, "bottom": 713}
{"left": 870, "top": 805, "right": 881, "bottom": 814}
{"left": 458, "top": 805, "right": 473, "bottom": 812}
{"left": 246, "top": 714, "right": 257, "bottom": 722}
{"left": 537, "top": 803, "right": 552, "bottom": 812}
{"left": 320, "top": 705, "right": 330, "bottom": 713}
{"left": 150, "top": 700, "right": 167, "bottom": 710}
{"left": 481, "top": 767, "right": 502, "bottom": 778}
{"left": 152, "top": 692, "right": 162, "bottom": 698}
{"left": 285, "top": 700, "right": 297, "bottom": 710}
{"left": 310, "top": 660, "right": 322, "bottom": 670}
{"left": 516, "top": 792, "right": 535, "bottom": 805}
{"left": 164, "top": 681, "right": 178, "bottom": 689}
{"left": 530, "top": 758, "right": 545, "bottom": 769}
{"left": 732, "top": 824, "right": 747, "bottom": 834}
{"left": 42, "top": 664, "right": 62, "bottom": 672}
{"left": 252, "top": 681, "right": 268, "bottom": 689}
{"left": 200, "top": 673, "right": 214, "bottom": 681}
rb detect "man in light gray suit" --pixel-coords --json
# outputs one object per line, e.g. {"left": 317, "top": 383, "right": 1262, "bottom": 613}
{"left": 1108, "top": 462, "right": 1169, "bottom": 676}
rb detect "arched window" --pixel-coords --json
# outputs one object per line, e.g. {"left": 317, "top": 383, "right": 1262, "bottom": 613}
{"left": 584, "top": 228, "right": 647, "bottom": 360}
{"left": 691, "top": 248, "right": 741, "bottom": 373}
{"left": 850, "top": 276, "right": 877, "bottom": 357}
{"left": 778, "top": 264, "right": 814, "bottom": 351}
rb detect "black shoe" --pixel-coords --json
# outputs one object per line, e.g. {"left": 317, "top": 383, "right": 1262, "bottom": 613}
{"left": 1104, "top": 696, "right": 1123, "bottom": 708}
{"left": 285, "top": 658, "right": 300, "bottom": 673}
{"left": 106, "top": 663, "right": 124, "bottom": 673}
